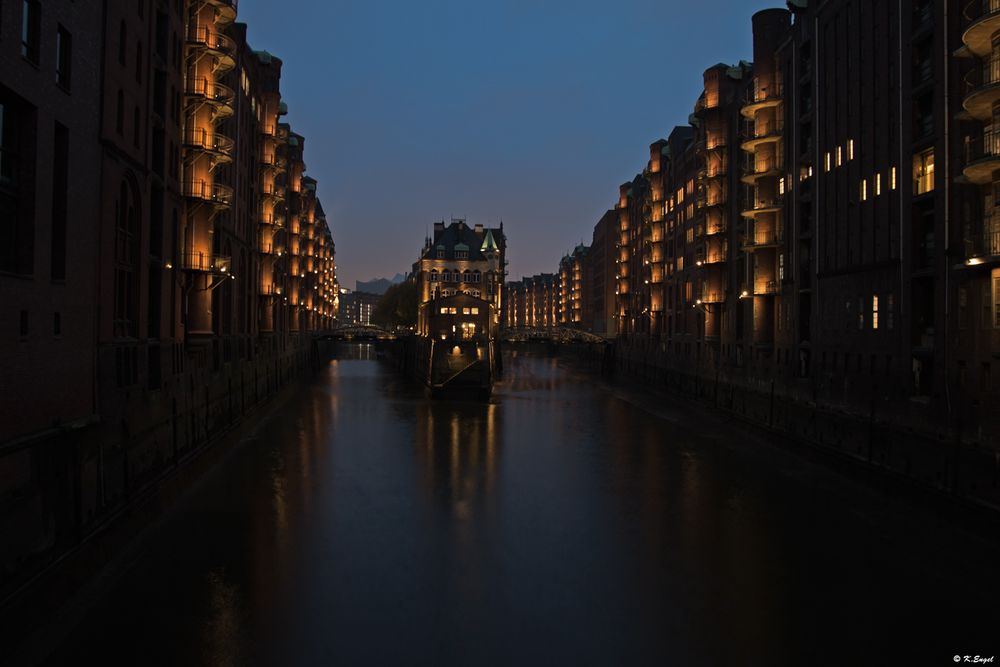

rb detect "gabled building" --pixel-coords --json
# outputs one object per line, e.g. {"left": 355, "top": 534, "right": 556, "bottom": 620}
{"left": 413, "top": 219, "right": 506, "bottom": 336}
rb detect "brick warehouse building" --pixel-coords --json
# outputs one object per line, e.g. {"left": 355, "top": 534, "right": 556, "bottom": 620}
{"left": 0, "top": 0, "right": 337, "bottom": 602}
{"left": 530, "top": 1, "right": 1000, "bottom": 448}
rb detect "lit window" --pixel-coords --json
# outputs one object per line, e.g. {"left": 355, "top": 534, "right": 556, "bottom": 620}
{"left": 471, "top": 307, "right": 479, "bottom": 315}
{"left": 779, "top": 177, "right": 786, "bottom": 195}
{"left": 872, "top": 294, "right": 879, "bottom": 329}
{"left": 914, "top": 149, "right": 934, "bottom": 194}
{"left": 824, "top": 152, "right": 831, "bottom": 172}
{"left": 891, "top": 167, "right": 897, "bottom": 190}
{"left": 440, "top": 307, "right": 448, "bottom": 315}
{"left": 860, "top": 178, "right": 867, "bottom": 201}
{"left": 848, "top": 139, "right": 855, "bottom": 160}
{"left": 836, "top": 146, "right": 842, "bottom": 167}
{"left": 462, "top": 307, "right": 470, "bottom": 315}
{"left": 875, "top": 173, "right": 881, "bottom": 196}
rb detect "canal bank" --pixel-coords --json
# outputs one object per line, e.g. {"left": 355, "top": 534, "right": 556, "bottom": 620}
{"left": 507, "top": 338, "right": 1000, "bottom": 515}
{"left": 0, "top": 336, "right": 341, "bottom": 658}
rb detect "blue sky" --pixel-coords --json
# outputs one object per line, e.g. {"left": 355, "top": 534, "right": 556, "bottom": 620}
{"left": 237, "top": 0, "right": 759, "bottom": 288}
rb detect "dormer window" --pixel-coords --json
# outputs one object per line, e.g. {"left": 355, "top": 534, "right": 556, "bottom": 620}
{"left": 455, "top": 250, "right": 468, "bottom": 259}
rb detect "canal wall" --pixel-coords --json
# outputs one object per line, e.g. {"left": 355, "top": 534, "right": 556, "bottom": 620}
{"left": 0, "top": 334, "right": 337, "bottom": 633}
{"left": 524, "top": 338, "right": 1000, "bottom": 513}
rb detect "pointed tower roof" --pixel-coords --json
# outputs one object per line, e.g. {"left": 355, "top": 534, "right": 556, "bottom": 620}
{"left": 481, "top": 229, "right": 499, "bottom": 252}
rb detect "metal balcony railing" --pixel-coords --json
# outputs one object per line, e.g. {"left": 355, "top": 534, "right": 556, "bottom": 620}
{"left": 183, "top": 179, "right": 233, "bottom": 206}
{"left": 965, "top": 128, "right": 1000, "bottom": 166}
{"left": 754, "top": 280, "right": 779, "bottom": 295}
{"left": 746, "top": 228, "right": 783, "bottom": 247}
{"left": 182, "top": 251, "right": 231, "bottom": 273}
{"left": 745, "top": 80, "right": 784, "bottom": 106}
{"left": 187, "top": 25, "right": 236, "bottom": 56}
{"left": 183, "top": 127, "right": 234, "bottom": 156}
{"left": 965, "top": 55, "right": 1000, "bottom": 94}
{"left": 964, "top": 0, "right": 1000, "bottom": 24}
{"left": 185, "top": 77, "right": 235, "bottom": 109}
{"left": 699, "top": 291, "right": 724, "bottom": 303}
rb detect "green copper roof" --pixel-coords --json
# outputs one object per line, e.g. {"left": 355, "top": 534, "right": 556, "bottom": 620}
{"left": 278, "top": 101, "right": 288, "bottom": 115}
{"left": 481, "top": 229, "right": 499, "bottom": 252}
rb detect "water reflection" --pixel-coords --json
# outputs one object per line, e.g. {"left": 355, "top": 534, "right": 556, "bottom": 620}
{"left": 414, "top": 399, "right": 499, "bottom": 521}
{"left": 35, "top": 352, "right": 1000, "bottom": 667}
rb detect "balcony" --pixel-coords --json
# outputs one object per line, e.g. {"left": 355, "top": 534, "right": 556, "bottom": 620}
{"left": 741, "top": 82, "right": 784, "bottom": 119}
{"left": 695, "top": 94, "right": 720, "bottom": 117}
{"left": 261, "top": 181, "right": 285, "bottom": 201}
{"left": 187, "top": 25, "right": 236, "bottom": 72}
{"left": 963, "top": 55, "right": 1000, "bottom": 121}
{"left": 754, "top": 280, "right": 780, "bottom": 296}
{"left": 183, "top": 127, "right": 234, "bottom": 162}
{"left": 183, "top": 179, "right": 233, "bottom": 207}
{"left": 260, "top": 152, "right": 287, "bottom": 171}
{"left": 706, "top": 218, "right": 728, "bottom": 236}
{"left": 260, "top": 213, "right": 285, "bottom": 228}
{"left": 698, "top": 291, "right": 725, "bottom": 304}
{"left": 962, "top": 129, "right": 1000, "bottom": 184}
{"left": 260, "top": 283, "right": 283, "bottom": 297}
{"left": 206, "top": 0, "right": 239, "bottom": 25}
{"left": 743, "top": 229, "right": 783, "bottom": 251}
{"left": 182, "top": 251, "right": 231, "bottom": 273}
{"left": 740, "top": 122, "right": 784, "bottom": 152}
{"left": 961, "top": 214, "right": 1000, "bottom": 267}
{"left": 962, "top": 0, "right": 1000, "bottom": 58}
{"left": 184, "top": 77, "right": 235, "bottom": 118}
{"left": 741, "top": 157, "right": 784, "bottom": 184}
{"left": 742, "top": 198, "right": 783, "bottom": 218}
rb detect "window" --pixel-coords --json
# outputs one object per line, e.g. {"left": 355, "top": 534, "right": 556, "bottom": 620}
{"left": 51, "top": 123, "right": 68, "bottom": 280}
{"left": 872, "top": 294, "right": 879, "bottom": 329}
{"left": 56, "top": 26, "right": 72, "bottom": 89}
{"left": 860, "top": 178, "right": 867, "bottom": 201}
{"left": 114, "top": 177, "right": 140, "bottom": 338}
{"left": 848, "top": 139, "right": 855, "bottom": 160}
{"left": 836, "top": 145, "right": 842, "bottom": 167}
{"left": 119, "top": 21, "right": 127, "bottom": 65}
{"left": 914, "top": 149, "right": 934, "bottom": 194}
{"left": 824, "top": 152, "right": 831, "bottom": 172}
{"left": 470, "top": 307, "right": 480, "bottom": 315}
{"left": 779, "top": 176, "right": 786, "bottom": 195}
{"left": 891, "top": 167, "right": 897, "bottom": 190}
{"left": 135, "top": 42, "right": 143, "bottom": 84}
{"left": 875, "top": 173, "right": 881, "bottom": 196}
{"left": 858, "top": 297, "right": 865, "bottom": 329}
{"left": 116, "top": 90, "right": 124, "bottom": 134}
{"left": 436, "top": 248, "right": 444, "bottom": 259}
{"left": 778, "top": 253, "right": 785, "bottom": 281}
{"left": 21, "top": 1, "right": 40, "bottom": 64}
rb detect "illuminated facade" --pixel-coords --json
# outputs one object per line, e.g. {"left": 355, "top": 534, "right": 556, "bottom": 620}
{"left": 414, "top": 219, "right": 506, "bottom": 336}
{"left": 0, "top": 0, "right": 338, "bottom": 598}
{"left": 538, "top": 1, "right": 999, "bottom": 443}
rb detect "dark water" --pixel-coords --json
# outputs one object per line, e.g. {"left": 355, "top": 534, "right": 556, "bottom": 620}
{"left": 38, "top": 349, "right": 1000, "bottom": 665}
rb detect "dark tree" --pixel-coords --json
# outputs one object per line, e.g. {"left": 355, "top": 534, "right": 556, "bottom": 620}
{"left": 372, "top": 280, "right": 418, "bottom": 329}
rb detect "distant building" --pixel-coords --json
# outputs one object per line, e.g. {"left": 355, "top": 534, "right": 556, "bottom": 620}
{"left": 339, "top": 290, "right": 380, "bottom": 326}
{"left": 412, "top": 219, "right": 506, "bottom": 336}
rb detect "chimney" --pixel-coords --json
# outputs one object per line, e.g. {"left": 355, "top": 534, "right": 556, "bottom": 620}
{"left": 433, "top": 221, "right": 444, "bottom": 241}
{"left": 474, "top": 223, "right": 484, "bottom": 235}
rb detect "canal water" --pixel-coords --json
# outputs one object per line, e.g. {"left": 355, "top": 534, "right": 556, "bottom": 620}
{"left": 39, "top": 347, "right": 1000, "bottom": 665}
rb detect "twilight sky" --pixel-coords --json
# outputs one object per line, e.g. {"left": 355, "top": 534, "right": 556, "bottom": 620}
{"left": 237, "top": 0, "right": 758, "bottom": 289}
